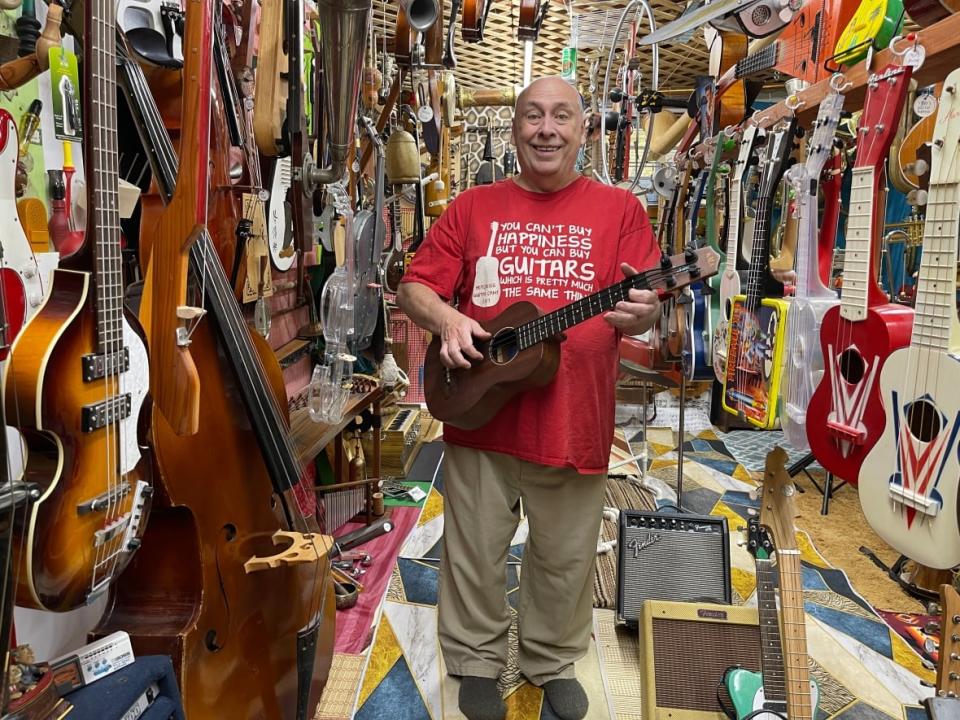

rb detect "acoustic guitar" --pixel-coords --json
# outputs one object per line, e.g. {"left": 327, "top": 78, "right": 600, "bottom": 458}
{"left": 859, "top": 70, "right": 960, "bottom": 569}
{"left": 424, "top": 247, "right": 720, "bottom": 430}
{"left": 806, "top": 63, "right": 914, "bottom": 486}
{"left": 2, "top": 0, "right": 153, "bottom": 612}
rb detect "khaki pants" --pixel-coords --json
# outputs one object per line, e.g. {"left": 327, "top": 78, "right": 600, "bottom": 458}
{"left": 438, "top": 443, "right": 607, "bottom": 686}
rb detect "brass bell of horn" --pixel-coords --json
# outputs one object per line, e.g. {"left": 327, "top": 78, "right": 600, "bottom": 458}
{"left": 385, "top": 128, "right": 421, "bottom": 185}
{"left": 400, "top": 0, "right": 439, "bottom": 32}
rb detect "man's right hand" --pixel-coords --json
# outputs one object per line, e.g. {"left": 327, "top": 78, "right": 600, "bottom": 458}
{"left": 439, "top": 310, "right": 491, "bottom": 370}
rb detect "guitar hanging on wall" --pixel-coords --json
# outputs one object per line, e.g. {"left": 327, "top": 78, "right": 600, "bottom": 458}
{"left": 806, "top": 62, "right": 914, "bottom": 485}
{"left": 425, "top": 247, "right": 721, "bottom": 430}
{"left": 859, "top": 67, "right": 960, "bottom": 569}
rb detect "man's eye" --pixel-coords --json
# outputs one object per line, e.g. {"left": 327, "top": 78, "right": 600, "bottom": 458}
{"left": 526, "top": 113, "right": 542, "bottom": 121}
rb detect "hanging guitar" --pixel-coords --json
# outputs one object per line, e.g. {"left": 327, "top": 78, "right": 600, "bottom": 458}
{"left": 353, "top": 118, "right": 387, "bottom": 352}
{"left": 780, "top": 85, "right": 845, "bottom": 452}
{"left": 2, "top": 0, "right": 153, "bottom": 612}
{"left": 859, "top": 69, "right": 960, "bottom": 569}
{"left": 681, "top": 152, "right": 714, "bottom": 381}
{"left": 806, "top": 63, "right": 914, "bottom": 486}
{"left": 724, "top": 516, "right": 820, "bottom": 718}
{"left": 721, "top": 116, "right": 796, "bottom": 429}
{"left": 713, "top": 123, "right": 761, "bottom": 384}
{"left": 424, "top": 247, "right": 720, "bottom": 430}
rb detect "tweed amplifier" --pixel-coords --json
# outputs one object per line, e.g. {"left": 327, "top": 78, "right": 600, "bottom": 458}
{"left": 641, "top": 600, "right": 761, "bottom": 719}
{"left": 616, "top": 510, "right": 731, "bottom": 625}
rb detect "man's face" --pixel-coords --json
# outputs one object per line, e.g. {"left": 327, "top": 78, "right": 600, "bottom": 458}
{"left": 512, "top": 79, "right": 585, "bottom": 185}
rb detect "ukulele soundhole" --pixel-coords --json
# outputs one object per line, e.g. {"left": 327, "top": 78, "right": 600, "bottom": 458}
{"left": 906, "top": 399, "right": 941, "bottom": 443}
{"left": 838, "top": 349, "right": 865, "bottom": 385}
{"left": 489, "top": 327, "right": 520, "bottom": 366}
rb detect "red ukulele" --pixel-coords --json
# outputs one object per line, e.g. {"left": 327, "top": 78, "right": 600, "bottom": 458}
{"left": 806, "top": 63, "right": 914, "bottom": 485}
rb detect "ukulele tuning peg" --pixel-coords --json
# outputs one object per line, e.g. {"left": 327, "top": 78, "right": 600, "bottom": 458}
{"left": 794, "top": 126, "right": 806, "bottom": 139}
{"left": 660, "top": 255, "right": 672, "bottom": 269}
{"left": 684, "top": 246, "right": 697, "bottom": 262}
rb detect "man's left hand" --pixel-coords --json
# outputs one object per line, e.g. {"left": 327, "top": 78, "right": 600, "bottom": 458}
{"left": 603, "top": 263, "right": 661, "bottom": 336}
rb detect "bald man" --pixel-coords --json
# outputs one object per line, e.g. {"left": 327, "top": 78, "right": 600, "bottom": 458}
{"left": 398, "top": 76, "right": 660, "bottom": 720}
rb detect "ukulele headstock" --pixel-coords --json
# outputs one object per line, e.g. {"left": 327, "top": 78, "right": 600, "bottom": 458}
{"left": 938, "top": 584, "right": 960, "bottom": 698}
{"left": 854, "top": 63, "right": 913, "bottom": 170}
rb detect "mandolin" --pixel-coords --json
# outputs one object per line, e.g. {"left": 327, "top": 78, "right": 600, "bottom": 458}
{"left": 807, "top": 63, "right": 914, "bottom": 486}
{"left": 721, "top": 117, "right": 796, "bottom": 429}
{"left": 2, "top": 0, "right": 153, "bottom": 612}
{"left": 859, "top": 69, "right": 960, "bottom": 569}
{"left": 780, "top": 87, "right": 845, "bottom": 452}
{"left": 424, "top": 247, "right": 720, "bottom": 430}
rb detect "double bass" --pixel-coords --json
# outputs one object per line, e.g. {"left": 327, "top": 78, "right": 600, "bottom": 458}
{"left": 100, "top": 2, "right": 334, "bottom": 717}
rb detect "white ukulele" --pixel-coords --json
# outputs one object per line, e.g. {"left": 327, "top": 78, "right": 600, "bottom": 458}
{"left": 859, "top": 67, "right": 960, "bottom": 569}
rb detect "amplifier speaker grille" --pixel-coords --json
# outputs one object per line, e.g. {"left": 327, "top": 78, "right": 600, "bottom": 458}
{"left": 617, "top": 511, "right": 731, "bottom": 625}
{"left": 641, "top": 601, "right": 761, "bottom": 718}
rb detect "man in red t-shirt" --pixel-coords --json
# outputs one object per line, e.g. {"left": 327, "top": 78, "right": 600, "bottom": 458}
{"left": 397, "top": 76, "right": 660, "bottom": 720}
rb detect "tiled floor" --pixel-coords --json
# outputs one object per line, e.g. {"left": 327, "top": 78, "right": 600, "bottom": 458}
{"left": 344, "top": 428, "right": 933, "bottom": 720}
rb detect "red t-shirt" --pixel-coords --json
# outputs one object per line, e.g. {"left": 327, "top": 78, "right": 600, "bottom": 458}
{"left": 402, "top": 176, "right": 659, "bottom": 473}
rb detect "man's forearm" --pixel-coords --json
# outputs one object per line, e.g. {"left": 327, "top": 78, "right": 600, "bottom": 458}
{"left": 396, "top": 282, "right": 457, "bottom": 335}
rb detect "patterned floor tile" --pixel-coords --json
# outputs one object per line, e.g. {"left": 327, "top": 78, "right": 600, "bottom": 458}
{"left": 397, "top": 559, "right": 440, "bottom": 606}
{"left": 355, "top": 653, "right": 431, "bottom": 720}
{"left": 384, "top": 601, "right": 443, "bottom": 720}
{"left": 832, "top": 701, "right": 900, "bottom": 720}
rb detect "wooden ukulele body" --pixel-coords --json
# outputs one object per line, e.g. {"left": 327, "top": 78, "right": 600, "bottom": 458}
{"left": 424, "top": 301, "right": 560, "bottom": 430}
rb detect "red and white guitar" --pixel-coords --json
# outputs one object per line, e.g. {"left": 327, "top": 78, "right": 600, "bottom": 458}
{"left": 780, "top": 86, "right": 845, "bottom": 451}
{"left": 712, "top": 123, "right": 761, "bottom": 383}
{"left": 0, "top": 109, "right": 46, "bottom": 360}
{"left": 806, "top": 63, "right": 914, "bottom": 485}
{"left": 859, "top": 68, "right": 960, "bottom": 569}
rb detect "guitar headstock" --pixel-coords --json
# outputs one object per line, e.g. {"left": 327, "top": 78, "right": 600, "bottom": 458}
{"left": 758, "top": 446, "right": 799, "bottom": 554}
{"left": 853, "top": 63, "right": 913, "bottom": 170}
{"left": 806, "top": 87, "right": 845, "bottom": 177}
{"left": 929, "top": 69, "right": 960, "bottom": 187}
{"left": 733, "top": 123, "right": 762, "bottom": 184}
{"left": 758, "top": 116, "right": 798, "bottom": 199}
{"left": 937, "top": 584, "right": 960, "bottom": 698}
{"left": 746, "top": 515, "right": 775, "bottom": 561}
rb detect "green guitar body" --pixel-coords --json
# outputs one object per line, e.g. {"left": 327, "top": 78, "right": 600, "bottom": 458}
{"left": 724, "top": 667, "right": 820, "bottom": 718}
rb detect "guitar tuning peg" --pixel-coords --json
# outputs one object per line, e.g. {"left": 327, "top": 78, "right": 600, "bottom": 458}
{"left": 794, "top": 126, "right": 806, "bottom": 139}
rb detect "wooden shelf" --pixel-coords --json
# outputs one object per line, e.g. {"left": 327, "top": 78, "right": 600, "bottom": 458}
{"left": 291, "top": 386, "right": 385, "bottom": 466}
{"left": 753, "top": 12, "right": 960, "bottom": 128}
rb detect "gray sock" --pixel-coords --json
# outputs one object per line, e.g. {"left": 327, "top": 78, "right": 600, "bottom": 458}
{"left": 542, "top": 678, "right": 588, "bottom": 720}
{"left": 458, "top": 676, "right": 506, "bottom": 720}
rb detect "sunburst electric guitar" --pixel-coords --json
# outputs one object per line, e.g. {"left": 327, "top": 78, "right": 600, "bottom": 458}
{"left": 859, "top": 69, "right": 960, "bottom": 569}
{"left": 780, "top": 86, "right": 845, "bottom": 452}
{"left": 806, "top": 63, "right": 914, "bottom": 485}
{"left": 713, "top": 123, "right": 761, "bottom": 383}
{"left": 721, "top": 117, "right": 796, "bottom": 429}
{"left": 2, "top": 0, "right": 153, "bottom": 611}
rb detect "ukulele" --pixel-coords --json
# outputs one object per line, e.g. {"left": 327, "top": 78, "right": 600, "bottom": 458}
{"left": 780, "top": 87, "right": 845, "bottom": 452}
{"left": 725, "top": 516, "right": 820, "bottom": 718}
{"left": 859, "top": 69, "right": 960, "bottom": 569}
{"left": 758, "top": 446, "right": 820, "bottom": 720}
{"left": 930, "top": 584, "right": 960, "bottom": 709}
{"left": 713, "top": 123, "right": 762, "bottom": 384}
{"left": 721, "top": 117, "right": 796, "bottom": 429}
{"left": 3, "top": 0, "right": 153, "bottom": 611}
{"left": 807, "top": 63, "right": 914, "bottom": 486}
{"left": 424, "top": 247, "right": 720, "bottom": 430}
{"left": 681, "top": 153, "right": 715, "bottom": 381}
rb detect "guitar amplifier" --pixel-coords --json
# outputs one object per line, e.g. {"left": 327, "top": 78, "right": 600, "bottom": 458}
{"left": 641, "top": 600, "right": 761, "bottom": 719}
{"left": 617, "top": 510, "right": 731, "bottom": 625}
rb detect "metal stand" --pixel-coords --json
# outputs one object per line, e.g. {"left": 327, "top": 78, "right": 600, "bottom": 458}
{"left": 676, "top": 372, "right": 686, "bottom": 510}
{"left": 786, "top": 452, "right": 844, "bottom": 515}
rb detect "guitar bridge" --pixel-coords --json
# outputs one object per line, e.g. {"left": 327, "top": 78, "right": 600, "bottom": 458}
{"left": 888, "top": 485, "right": 941, "bottom": 517}
{"left": 826, "top": 419, "right": 868, "bottom": 444}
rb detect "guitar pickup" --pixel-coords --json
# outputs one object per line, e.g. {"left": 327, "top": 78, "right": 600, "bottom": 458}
{"left": 77, "top": 484, "right": 132, "bottom": 516}
{"left": 888, "top": 485, "right": 941, "bottom": 517}
{"left": 826, "top": 419, "right": 868, "bottom": 444}
{"left": 81, "top": 394, "right": 132, "bottom": 433}
{"left": 82, "top": 348, "right": 129, "bottom": 382}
